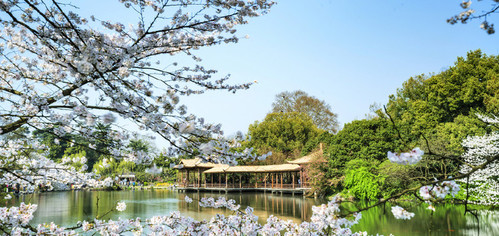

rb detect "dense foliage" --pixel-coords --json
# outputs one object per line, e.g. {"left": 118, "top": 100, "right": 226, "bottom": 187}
{"left": 300, "top": 50, "right": 499, "bottom": 201}
{"left": 246, "top": 112, "right": 321, "bottom": 163}
{"left": 386, "top": 50, "right": 497, "bottom": 151}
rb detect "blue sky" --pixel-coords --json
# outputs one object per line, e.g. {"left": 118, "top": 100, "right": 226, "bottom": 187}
{"left": 178, "top": 0, "right": 498, "bottom": 136}
{"left": 79, "top": 1, "right": 498, "bottom": 141}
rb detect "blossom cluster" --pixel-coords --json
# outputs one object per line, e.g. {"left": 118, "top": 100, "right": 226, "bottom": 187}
{"left": 458, "top": 114, "right": 499, "bottom": 205}
{"left": 387, "top": 147, "right": 424, "bottom": 165}
{"left": 391, "top": 206, "right": 415, "bottom": 220}
{"left": 419, "top": 179, "right": 460, "bottom": 200}
{"left": 0, "top": 202, "right": 37, "bottom": 227}
{"left": 116, "top": 201, "right": 127, "bottom": 212}
{"left": 0, "top": 140, "right": 114, "bottom": 193}
{"left": 36, "top": 222, "right": 73, "bottom": 235}
{"left": 198, "top": 196, "right": 241, "bottom": 211}
{"left": 0, "top": 0, "right": 275, "bottom": 169}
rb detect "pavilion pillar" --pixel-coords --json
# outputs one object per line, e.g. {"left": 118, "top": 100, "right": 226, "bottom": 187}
{"left": 292, "top": 172, "right": 295, "bottom": 189}
{"left": 198, "top": 170, "right": 201, "bottom": 187}
{"left": 239, "top": 174, "right": 242, "bottom": 188}
{"left": 281, "top": 173, "right": 283, "bottom": 188}
{"left": 219, "top": 173, "right": 221, "bottom": 187}
{"left": 276, "top": 172, "right": 279, "bottom": 188}
{"left": 271, "top": 173, "right": 274, "bottom": 188}
{"left": 264, "top": 174, "right": 267, "bottom": 188}
{"left": 225, "top": 174, "right": 228, "bottom": 188}
{"left": 187, "top": 170, "right": 190, "bottom": 187}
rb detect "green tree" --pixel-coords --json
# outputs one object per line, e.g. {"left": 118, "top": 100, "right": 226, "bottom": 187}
{"left": 154, "top": 152, "right": 179, "bottom": 182}
{"left": 32, "top": 126, "right": 72, "bottom": 161}
{"left": 127, "top": 138, "right": 151, "bottom": 153}
{"left": 385, "top": 50, "right": 497, "bottom": 155}
{"left": 247, "top": 112, "right": 320, "bottom": 162}
{"left": 326, "top": 117, "right": 403, "bottom": 170}
{"left": 271, "top": 90, "right": 339, "bottom": 133}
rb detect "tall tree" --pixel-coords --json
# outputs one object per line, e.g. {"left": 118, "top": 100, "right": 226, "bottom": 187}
{"left": 271, "top": 90, "right": 339, "bottom": 133}
{"left": 247, "top": 112, "right": 320, "bottom": 162}
{"left": 385, "top": 50, "right": 497, "bottom": 154}
{"left": 325, "top": 117, "right": 403, "bottom": 171}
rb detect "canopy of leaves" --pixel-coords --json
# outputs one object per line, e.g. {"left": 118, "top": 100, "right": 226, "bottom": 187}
{"left": 247, "top": 112, "right": 320, "bottom": 160}
{"left": 385, "top": 50, "right": 497, "bottom": 154}
{"left": 271, "top": 90, "right": 339, "bottom": 133}
{"left": 325, "top": 118, "right": 403, "bottom": 170}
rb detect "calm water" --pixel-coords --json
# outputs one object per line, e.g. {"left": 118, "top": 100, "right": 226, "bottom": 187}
{"left": 3, "top": 190, "right": 498, "bottom": 235}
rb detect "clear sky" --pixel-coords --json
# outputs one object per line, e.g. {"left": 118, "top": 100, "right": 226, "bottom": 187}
{"left": 80, "top": 1, "right": 499, "bottom": 141}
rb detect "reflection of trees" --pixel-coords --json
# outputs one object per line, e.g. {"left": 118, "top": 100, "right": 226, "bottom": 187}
{"left": 349, "top": 202, "right": 494, "bottom": 235}
{"left": 464, "top": 209, "right": 499, "bottom": 235}
{"left": 177, "top": 192, "right": 322, "bottom": 224}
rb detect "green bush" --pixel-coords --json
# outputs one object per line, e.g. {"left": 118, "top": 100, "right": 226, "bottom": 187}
{"left": 378, "top": 160, "right": 416, "bottom": 198}
{"left": 343, "top": 160, "right": 381, "bottom": 200}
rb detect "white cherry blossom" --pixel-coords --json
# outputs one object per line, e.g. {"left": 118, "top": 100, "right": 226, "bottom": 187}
{"left": 387, "top": 147, "right": 424, "bottom": 165}
{"left": 116, "top": 202, "right": 127, "bottom": 212}
{"left": 391, "top": 206, "right": 415, "bottom": 220}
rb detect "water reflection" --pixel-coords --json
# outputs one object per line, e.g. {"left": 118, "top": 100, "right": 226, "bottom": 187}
{"left": 349, "top": 202, "right": 497, "bottom": 236}
{"left": 177, "top": 191, "right": 325, "bottom": 224}
{"left": 2, "top": 190, "right": 325, "bottom": 227}
{"left": 2, "top": 190, "right": 497, "bottom": 235}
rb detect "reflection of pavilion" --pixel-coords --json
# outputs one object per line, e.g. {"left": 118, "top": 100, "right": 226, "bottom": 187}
{"left": 175, "top": 149, "right": 324, "bottom": 195}
{"left": 177, "top": 192, "right": 315, "bottom": 223}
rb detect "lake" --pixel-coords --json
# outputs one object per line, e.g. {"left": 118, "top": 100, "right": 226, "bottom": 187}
{"left": 2, "top": 189, "right": 497, "bottom": 235}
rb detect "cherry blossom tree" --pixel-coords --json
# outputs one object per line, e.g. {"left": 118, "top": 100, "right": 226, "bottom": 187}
{"left": 0, "top": 0, "right": 276, "bottom": 232}
{"left": 459, "top": 114, "right": 499, "bottom": 205}
{"left": 0, "top": 0, "right": 273, "bottom": 192}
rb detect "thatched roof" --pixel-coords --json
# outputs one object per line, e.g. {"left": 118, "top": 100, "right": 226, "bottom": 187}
{"left": 287, "top": 148, "right": 326, "bottom": 165}
{"left": 203, "top": 164, "right": 300, "bottom": 173}
{"left": 177, "top": 158, "right": 227, "bottom": 169}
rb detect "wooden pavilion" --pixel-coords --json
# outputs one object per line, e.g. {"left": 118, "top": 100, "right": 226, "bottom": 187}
{"left": 175, "top": 146, "right": 325, "bottom": 194}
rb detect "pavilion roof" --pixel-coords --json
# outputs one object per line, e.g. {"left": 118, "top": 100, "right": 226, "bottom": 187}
{"left": 287, "top": 149, "right": 326, "bottom": 165}
{"left": 177, "top": 158, "right": 227, "bottom": 169}
{"left": 203, "top": 164, "right": 300, "bottom": 173}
